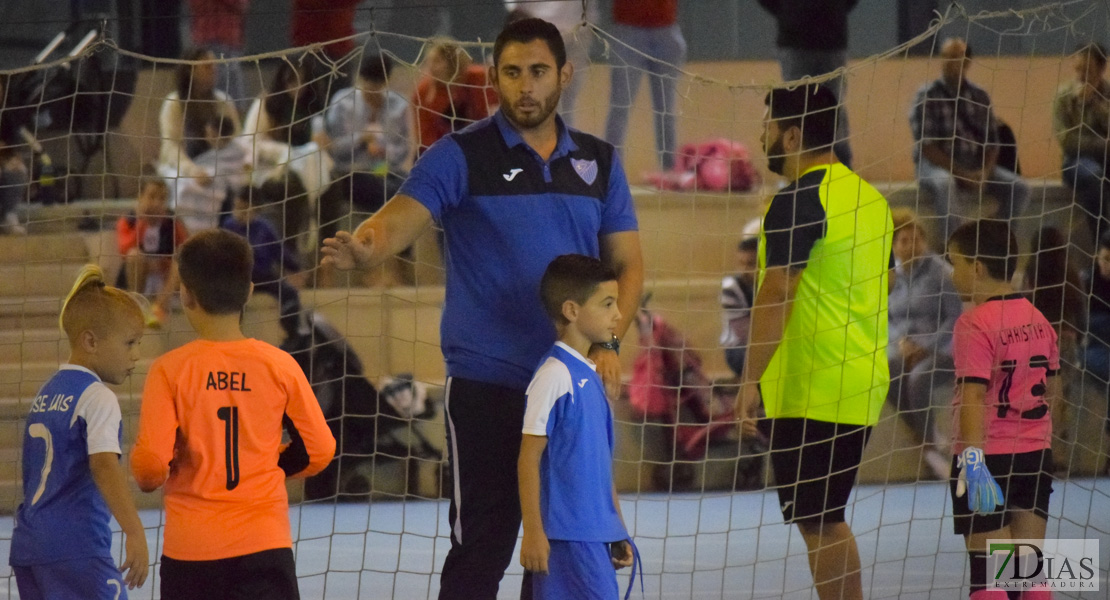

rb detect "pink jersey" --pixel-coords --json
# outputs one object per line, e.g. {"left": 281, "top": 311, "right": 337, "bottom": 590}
{"left": 952, "top": 294, "right": 1059, "bottom": 455}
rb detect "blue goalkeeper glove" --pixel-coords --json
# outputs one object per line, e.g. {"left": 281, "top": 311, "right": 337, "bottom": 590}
{"left": 955, "top": 446, "right": 1004, "bottom": 514}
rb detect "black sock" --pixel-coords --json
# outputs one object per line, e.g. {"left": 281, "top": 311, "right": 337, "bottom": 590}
{"left": 969, "top": 550, "right": 989, "bottom": 596}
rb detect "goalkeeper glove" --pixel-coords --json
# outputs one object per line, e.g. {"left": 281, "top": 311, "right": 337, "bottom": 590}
{"left": 955, "top": 446, "right": 1004, "bottom": 514}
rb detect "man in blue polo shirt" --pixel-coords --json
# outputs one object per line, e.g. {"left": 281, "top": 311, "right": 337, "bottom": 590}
{"left": 321, "top": 17, "right": 644, "bottom": 600}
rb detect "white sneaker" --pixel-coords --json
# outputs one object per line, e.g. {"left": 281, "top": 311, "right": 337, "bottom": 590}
{"left": 2, "top": 213, "right": 26, "bottom": 235}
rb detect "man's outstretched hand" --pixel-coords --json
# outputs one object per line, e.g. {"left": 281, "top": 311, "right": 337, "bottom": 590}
{"left": 321, "top": 230, "right": 373, "bottom": 271}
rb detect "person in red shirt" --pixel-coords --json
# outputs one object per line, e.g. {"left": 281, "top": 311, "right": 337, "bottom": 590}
{"left": 604, "top": 0, "right": 685, "bottom": 171}
{"left": 131, "top": 229, "right": 335, "bottom": 600}
{"left": 187, "top": 0, "right": 249, "bottom": 112}
{"left": 413, "top": 38, "right": 498, "bottom": 157}
{"left": 116, "top": 178, "right": 188, "bottom": 327}
{"left": 291, "top": 0, "right": 361, "bottom": 61}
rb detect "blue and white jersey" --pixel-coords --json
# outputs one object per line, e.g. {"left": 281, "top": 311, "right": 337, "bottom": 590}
{"left": 10, "top": 365, "right": 123, "bottom": 566}
{"left": 523, "top": 343, "right": 627, "bottom": 543}
{"left": 399, "top": 111, "right": 639, "bottom": 390}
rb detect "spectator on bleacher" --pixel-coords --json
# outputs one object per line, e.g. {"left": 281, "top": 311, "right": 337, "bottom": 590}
{"left": 158, "top": 48, "right": 241, "bottom": 188}
{"left": 909, "top": 37, "right": 1030, "bottom": 245}
{"left": 175, "top": 117, "right": 250, "bottom": 233}
{"left": 116, "top": 178, "right": 188, "bottom": 327}
{"left": 413, "top": 38, "right": 498, "bottom": 158}
{"left": 317, "top": 53, "right": 413, "bottom": 277}
{"left": 187, "top": 0, "right": 249, "bottom": 113}
{"left": 758, "top": 0, "right": 855, "bottom": 167}
{"left": 1082, "top": 231, "right": 1110, "bottom": 473}
{"left": 1054, "top": 43, "right": 1110, "bottom": 244}
{"left": 241, "top": 55, "right": 333, "bottom": 204}
{"left": 886, "top": 207, "right": 963, "bottom": 479}
{"left": 221, "top": 187, "right": 306, "bottom": 348}
{"left": 322, "top": 53, "right": 411, "bottom": 179}
{"left": 503, "top": 0, "right": 598, "bottom": 127}
{"left": 321, "top": 18, "right": 643, "bottom": 598}
{"left": 604, "top": 0, "right": 685, "bottom": 171}
{"left": 719, "top": 237, "right": 757, "bottom": 378}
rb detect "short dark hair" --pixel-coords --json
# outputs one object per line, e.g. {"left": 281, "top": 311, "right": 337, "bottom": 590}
{"left": 764, "top": 83, "right": 838, "bottom": 151}
{"left": 493, "top": 17, "right": 566, "bottom": 70}
{"left": 358, "top": 53, "right": 394, "bottom": 84}
{"left": 1078, "top": 43, "right": 1108, "bottom": 68}
{"left": 1098, "top": 230, "right": 1110, "bottom": 252}
{"left": 738, "top": 237, "right": 759, "bottom": 253}
{"left": 540, "top": 254, "right": 617, "bottom": 323}
{"left": 178, "top": 229, "right": 253, "bottom": 315}
{"left": 947, "top": 219, "right": 1018, "bottom": 281}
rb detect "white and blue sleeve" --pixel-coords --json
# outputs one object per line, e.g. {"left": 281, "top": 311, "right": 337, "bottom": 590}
{"left": 522, "top": 357, "right": 573, "bottom": 436}
{"left": 73, "top": 382, "right": 123, "bottom": 456}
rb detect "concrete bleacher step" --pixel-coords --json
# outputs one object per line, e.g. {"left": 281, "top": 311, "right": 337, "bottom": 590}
{"left": 0, "top": 393, "right": 143, "bottom": 446}
{"left": 0, "top": 327, "right": 222, "bottom": 365}
{"left": 0, "top": 361, "right": 150, "bottom": 406}
{"left": 0, "top": 296, "right": 65, "bottom": 330}
{"left": 0, "top": 263, "right": 92, "bottom": 298}
{"left": 0, "top": 232, "right": 92, "bottom": 266}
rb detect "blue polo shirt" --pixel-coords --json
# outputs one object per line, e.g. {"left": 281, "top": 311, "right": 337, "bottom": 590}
{"left": 522, "top": 343, "right": 627, "bottom": 543}
{"left": 399, "top": 111, "right": 638, "bottom": 389}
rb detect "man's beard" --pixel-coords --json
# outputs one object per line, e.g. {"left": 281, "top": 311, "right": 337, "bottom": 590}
{"left": 766, "top": 135, "right": 786, "bottom": 176}
{"left": 502, "top": 86, "right": 561, "bottom": 130}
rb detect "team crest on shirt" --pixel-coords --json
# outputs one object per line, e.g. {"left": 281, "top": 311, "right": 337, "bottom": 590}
{"left": 571, "top": 158, "right": 597, "bottom": 185}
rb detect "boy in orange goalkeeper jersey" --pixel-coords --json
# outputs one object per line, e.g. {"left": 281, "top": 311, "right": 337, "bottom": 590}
{"left": 131, "top": 229, "right": 335, "bottom": 600}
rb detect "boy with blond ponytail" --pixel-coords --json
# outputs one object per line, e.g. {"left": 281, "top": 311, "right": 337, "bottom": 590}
{"left": 9, "top": 265, "right": 149, "bottom": 598}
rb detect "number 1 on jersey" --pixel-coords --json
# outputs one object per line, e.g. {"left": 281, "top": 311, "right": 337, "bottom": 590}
{"left": 216, "top": 407, "right": 240, "bottom": 490}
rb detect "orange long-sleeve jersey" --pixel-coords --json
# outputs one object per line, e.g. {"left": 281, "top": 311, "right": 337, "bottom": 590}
{"left": 131, "top": 338, "right": 335, "bottom": 561}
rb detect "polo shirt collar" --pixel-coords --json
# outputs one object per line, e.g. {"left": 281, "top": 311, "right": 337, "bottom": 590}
{"left": 493, "top": 109, "right": 578, "bottom": 159}
{"left": 59, "top": 364, "right": 102, "bottom": 381}
{"left": 555, "top": 341, "right": 597, "bottom": 370}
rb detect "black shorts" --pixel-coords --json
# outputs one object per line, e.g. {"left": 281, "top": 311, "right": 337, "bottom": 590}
{"left": 759, "top": 418, "right": 872, "bottom": 525}
{"left": 949, "top": 449, "right": 1054, "bottom": 536}
{"left": 160, "top": 548, "right": 299, "bottom": 600}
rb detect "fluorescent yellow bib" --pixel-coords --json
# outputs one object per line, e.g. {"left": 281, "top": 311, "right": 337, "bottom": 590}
{"left": 758, "top": 163, "right": 893, "bottom": 426}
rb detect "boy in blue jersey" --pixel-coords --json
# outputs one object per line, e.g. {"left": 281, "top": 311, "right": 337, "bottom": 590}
{"left": 519, "top": 254, "right": 635, "bottom": 599}
{"left": 10, "top": 265, "right": 149, "bottom": 598}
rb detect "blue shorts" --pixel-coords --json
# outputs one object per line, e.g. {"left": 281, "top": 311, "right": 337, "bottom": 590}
{"left": 13, "top": 556, "right": 128, "bottom": 600}
{"left": 533, "top": 540, "right": 619, "bottom": 600}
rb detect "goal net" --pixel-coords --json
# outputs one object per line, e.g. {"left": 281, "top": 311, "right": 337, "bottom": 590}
{"left": 0, "top": 1, "right": 1107, "bottom": 598}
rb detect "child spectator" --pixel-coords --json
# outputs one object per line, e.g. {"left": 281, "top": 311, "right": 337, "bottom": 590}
{"left": 719, "top": 237, "right": 757, "bottom": 378}
{"left": 1083, "top": 231, "right": 1110, "bottom": 473}
{"left": 946, "top": 220, "right": 1061, "bottom": 600}
{"left": 130, "top": 229, "right": 335, "bottom": 600}
{"left": 9, "top": 265, "right": 149, "bottom": 597}
{"left": 117, "top": 178, "right": 188, "bottom": 327}
{"left": 221, "top": 188, "right": 306, "bottom": 348}
{"left": 519, "top": 254, "right": 636, "bottom": 599}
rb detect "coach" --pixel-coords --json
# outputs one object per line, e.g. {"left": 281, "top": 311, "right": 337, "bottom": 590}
{"left": 321, "top": 18, "right": 643, "bottom": 600}
{"left": 736, "top": 84, "right": 892, "bottom": 600}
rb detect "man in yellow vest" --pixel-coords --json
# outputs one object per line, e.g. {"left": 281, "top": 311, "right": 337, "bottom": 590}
{"left": 737, "top": 83, "right": 893, "bottom": 600}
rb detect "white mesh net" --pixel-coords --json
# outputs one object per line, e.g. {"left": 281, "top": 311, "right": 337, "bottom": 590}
{"left": 0, "top": 1, "right": 1107, "bottom": 598}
